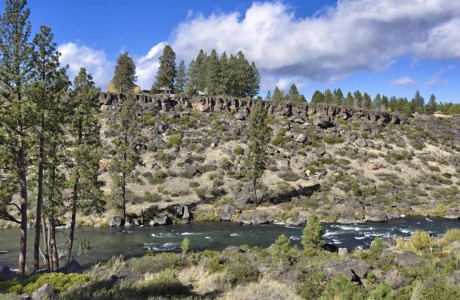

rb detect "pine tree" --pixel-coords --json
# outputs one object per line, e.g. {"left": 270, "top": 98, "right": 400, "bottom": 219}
{"left": 29, "top": 25, "right": 68, "bottom": 271}
{"left": 218, "top": 51, "right": 229, "bottom": 95}
{"left": 353, "top": 90, "right": 363, "bottom": 109}
{"left": 153, "top": 45, "right": 176, "bottom": 92}
{"left": 174, "top": 60, "right": 186, "bottom": 94}
{"left": 205, "top": 49, "right": 220, "bottom": 96}
{"left": 113, "top": 51, "right": 137, "bottom": 93}
{"left": 302, "top": 214, "right": 323, "bottom": 253}
{"left": 67, "top": 68, "right": 104, "bottom": 261}
{"left": 311, "top": 90, "right": 325, "bottom": 104}
{"left": 0, "top": 0, "right": 35, "bottom": 274}
{"left": 381, "top": 95, "right": 389, "bottom": 112}
{"left": 195, "top": 50, "right": 207, "bottom": 92}
{"left": 246, "top": 61, "right": 260, "bottom": 98}
{"left": 323, "top": 89, "right": 333, "bottom": 104}
{"left": 362, "top": 93, "right": 372, "bottom": 110}
{"left": 244, "top": 101, "right": 270, "bottom": 204}
{"left": 108, "top": 93, "right": 143, "bottom": 223}
{"left": 272, "top": 86, "right": 284, "bottom": 102}
{"left": 288, "top": 84, "right": 301, "bottom": 103}
{"left": 344, "top": 92, "right": 354, "bottom": 108}
{"left": 333, "top": 88, "right": 344, "bottom": 106}
{"left": 426, "top": 94, "right": 437, "bottom": 115}
{"left": 373, "top": 94, "right": 382, "bottom": 111}
{"left": 185, "top": 59, "right": 196, "bottom": 96}
{"left": 411, "top": 90, "right": 425, "bottom": 114}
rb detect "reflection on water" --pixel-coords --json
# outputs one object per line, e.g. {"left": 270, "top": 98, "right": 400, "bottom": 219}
{"left": 0, "top": 217, "right": 458, "bottom": 268}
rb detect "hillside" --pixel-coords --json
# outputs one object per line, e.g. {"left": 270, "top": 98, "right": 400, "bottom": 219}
{"left": 92, "top": 93, "right": 460, "bottom": 227}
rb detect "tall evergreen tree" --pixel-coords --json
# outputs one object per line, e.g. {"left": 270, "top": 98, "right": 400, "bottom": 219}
{"left": 381, "top": 95, "right": 389, "bottom": 112}
{"left": 108, "top": 93, "right": 143, "bottom": 223}
{"left": 373, "top": 94, "right": 382, "bottom": 111}
{"left": 344, "top": 92, "right": 354, "bottom": 108}
{"left": 323, "top": 89, "right": 333, "bottom": 104}
{"left": 205, "top": 49, "right": 220, "bottom": 96}
{"left": 153, "top": 45, "right": 176, "bottom": 92}
{"left": 362, "top": 93, "right": 372, "bottom": 110}
{"left": 67, "top": 68, "right": 104, "bottom": 261}
{"left": 185, "top": 59, "right": 196, "bottom": 96}
{"left": 244, "top": 101, "right": 270, "bottom": 204}
{"left": 287, "top": 84, "right": 301, "bottom": 103}
{"left": 113, "top": 51, "right": 137, "bottom": 93}
{"left": 218, "top": 51, "right": 229, "bottom": 95}
{"left": 302, "top": 214, "right": 323, "bottom": 253}
{"left": 246, "top": 61, "right": 260, "bottom": 98}
{"left": 272, "top": 86, "right": 284, "bottom": 102}
{"left": 426, "top": 94, "right": 437, "bottom": 115}
{"left": 353, "top": 90, "right": 363, "bottom": 109}
{"left": 311, "top": 90, "right": 325, "bottom": 104}
{"left": 195, "top": 50, "right": 207, "bottom": 92}
{"left": 333, "top": 88, "right": 344, "bottom": 106}
{"left": 174, "top": 60, "right": 186, "bottom": 94}
{"left": 0, "top": 0, "right": 35, "bottom": 274}
{"left": 29, "top": 25, "right": 68, "bottom": 271}
{"left": 411, "top": 90, "right": 425, "bottom": 114}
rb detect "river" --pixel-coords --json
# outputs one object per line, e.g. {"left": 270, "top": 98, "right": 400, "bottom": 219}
{"left": 0, "top": 217, "right": 458, "bottom": 269}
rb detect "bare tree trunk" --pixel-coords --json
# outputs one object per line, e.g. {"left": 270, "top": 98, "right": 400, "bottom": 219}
{"left": 67, "top": 175, "right": 79, "bottom": 262}
{"left": 42, "top": 217, "right": 50, "bottom": 270}
{"left": 34, "top": 125, "right": 45, "bottom": 271}
{"left": 50, "top": 220, "right": 59, "bottom": 270}
{"left": 18, "top": 131, "right": 28, "bottom": 275}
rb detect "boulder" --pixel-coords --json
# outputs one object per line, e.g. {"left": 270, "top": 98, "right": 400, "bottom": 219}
{"left": 107, "top": 216, "right": 124, "bottom": 227}
{"left": 384, "top": 268, "right": 408, "bottom": 289}
{"left": 57, "top": 259, "right": 83, "bottom": 274}
{"left": 313, "top": 115, "right": 333, "bottom": 129}
{"left": 220, "top": 204, "right": 236, "bottom": 221}
{"left": 182, "top": 206, "right": 191, "bottom": 220}
{"left": 323, "top": 258, "right": 371, "bottom": 280}
{"left": 338, "top": 248, "right": 348, "bottom": 257}
{"left": 0, "top": 265, "right": 12, "bottom": 280}
{"left": 295, "top": 134, "right": 308, "bottom": 144}
{"left": 382, "top": 249, "right": 423, "bottom": 268}
{"left": 364, "top": 211, "right": 388, "bottom": 222}
{"left": 150, "top": 134, "right": 166, "bottom": 149}
{"left": 183, "top": 164, "right": 199, "bottom": 177}
{"left": 32, "top": 284, "right": 54, "bottom": 300}
{"left": 152, "top": 215, "right": 172, "bottom": 226}
{"left": 239, "top": 211, "right": 254, "bottom": 225}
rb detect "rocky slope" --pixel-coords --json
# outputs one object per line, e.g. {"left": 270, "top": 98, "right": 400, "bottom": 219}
{"left": 94, "top": 92, "right": 460, "bottom": 227}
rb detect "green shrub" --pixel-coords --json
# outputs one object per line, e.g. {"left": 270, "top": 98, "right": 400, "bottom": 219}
{"left": 138, "top": 268, "right": 189, "bottom": 297}
{"left": 181, "top": 238, "right": 190, "bottom": 258}
{"left": 271, "top": 234, "right": 298, "bottom": 265}
{"left": 278, "top": 171, "right": 300, "bottom": 182}
{"left": 320, "top": 275, "right": 365, "bottom": 300}
{"left": 421, "top": 284, "right": 460, "bottom": 300}
{"left": 297, "top": 270, "right": 328, "bottom": 300}
{"left": 143, "top": 192, "right": 161, "bottom": 203}
{"left": 154, "top": 151, "right": 173, "bottom": 164}
{"left": 20, "top": 273, "right": 91, "bottom": 295}
{"left": 206, "top": 256, "right": 225, "bottom": 273}
{"left": 148, "top": 170, "right": 168, "bottom": 185}
{"left": 368, "top": 283, "right": 395, "bottom": 300}
{"left": 188, "top": 181, "right": 200, "bottom": 188}
{"left": 323, "top": 136, "right": 344, "bottom": 144}
{"left": 234, "top": 146, "right": 245, "bottom": 155}
{"left": 132, "top": 253, "right": 184, "bottom": 273}
{"left": 272, "top": 129, "right": 290, "bottom": 146}
{"left": 226, "top": 255, "right": 259, "bottom": 285}
{"left": 167, "top": 132, "right": 183, "bottom": 148}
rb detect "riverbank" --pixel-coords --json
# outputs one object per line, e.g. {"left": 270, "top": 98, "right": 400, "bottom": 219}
{"left": 1, "top": 226, "right": 459, "bottom": 299}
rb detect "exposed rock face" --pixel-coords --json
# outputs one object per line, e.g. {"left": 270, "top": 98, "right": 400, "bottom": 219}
{"left": 32, "top": 284, "right": 54, "bottom": 300}
{"left": 107, "top": 216, "right": 124, "bottom": 227}
{"left": 323, "top": 258, "right": 371, "bottom": 280}
{"left": 384, "top": 268, "right": 408, "bottom": 289}
{"left": 98, "top": 93, "right": 408, "bottom": 126}
{"left": 382, "top": 249, "right": 423, "bottom": 268}
{"left": 220, "top": 204, "right": 236, "bottom": 221}
{"left": 151, "top": 215, "right": 172, "bottom": 225}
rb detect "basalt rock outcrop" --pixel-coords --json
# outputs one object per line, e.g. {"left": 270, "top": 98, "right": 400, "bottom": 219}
{"left": 98, "top": 93, "right": 408, "bottom": 126}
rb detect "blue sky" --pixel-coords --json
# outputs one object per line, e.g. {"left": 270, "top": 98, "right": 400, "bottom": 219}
{"left": 12, "top": 0, "right": 460, "bottom": 103}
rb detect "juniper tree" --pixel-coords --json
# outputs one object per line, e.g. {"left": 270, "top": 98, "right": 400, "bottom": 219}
{"left": 153, "top": 45, "right": 176, "bottom": 92}
{"left": 67, "top": 68, "right": 104, "bottom": 261}
{"left": 108, "top": 92, "right": 143, "bottom": 223}
{"left": 311, "top": 90, "right": 325, "bottom": 104}
{"left": 113, "top": 51, "right": 137, "bottom": 94}
{"left": 244, "top": 101, "right": 270, "bottom": 204}
{"left": 333, "top": 88, "right": 344, "bottom": 106}
{"left": 0, "top": 0, "right": 35, "bottom": 274}
{"left": 272, "top": 86, "right": 284, "bottom": 102}
{"left": 288, "top": 84, "right": 301, "bottom": 103}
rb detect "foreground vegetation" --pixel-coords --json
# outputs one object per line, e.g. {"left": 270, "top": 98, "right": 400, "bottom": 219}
{"left": 1, "top": 226, "right": 459, "bottom": 299}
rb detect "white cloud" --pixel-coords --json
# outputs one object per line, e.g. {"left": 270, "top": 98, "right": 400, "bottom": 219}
{"left": 135, "top": 42, "right": 165, "bottom": 90}
{"left": 168, "top": 0, "right": 460, "bottom": 82}
{"left": 391, "top": 76, "right": 417, "bottom": 87}
{"left": 58, "top": 42, "right": 114, "bottom": 89}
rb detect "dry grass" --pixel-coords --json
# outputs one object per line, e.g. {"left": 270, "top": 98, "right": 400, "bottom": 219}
{"left": 218, "top": 277, "right": 302, "bottom": 300}
{"left": 178, "top": 264, "right": 227, "bottom": 295}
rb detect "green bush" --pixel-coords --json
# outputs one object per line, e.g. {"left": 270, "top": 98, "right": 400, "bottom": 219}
{"left": 278, "top": 171, "right": 300, "bottom": 182}
{"left": 272, "top": 129, "right": 290, "bottom": 146}
{"left": 421, "top": 284, "right": 460, "bottom": 300}
{"left": 167, "top": 132, "right": 183, "bottom": 148}
{"left": 16, "top": 273, "right": 91, "bottom": 295}
{"left": 271, "top": 234, "right": 298, "bottom": 265}
{"left": 297, "top": 270, "right": 328, "bottom": 299}
{"left": 368, "top": 283, "right": 395, "bottom": 300}
{"left": 148, "top": 170, "right": 168, "bottom": 185}
{"left": 320, "top": 275, "right": 365, "bottom": 300}
{"left": 323, "top": 136, "right": 344, "bottom": 144}
{"left": 188, "top": 181, "right": 200, "bottom": 188}
{"left": 206, "top": 256, "right": 225, "bottom": 273}
{"left": 139, "top": 268, "right": 190, "bottom": 297}
{"left": 234, "top": 146, "right": 245, "bottom": 155}
{"left": 143, "top": 192, "right": 161, "bottom": 203}
{"left": 226, "top": 254, "right": 259, "bottom": 285}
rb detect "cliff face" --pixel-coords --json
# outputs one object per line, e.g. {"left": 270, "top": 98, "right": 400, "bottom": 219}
{"left": 94, "top": 92, "right": 459, "bottom": 226}
{"left": 98, "top": 93, "right": 408, "bottom": 126}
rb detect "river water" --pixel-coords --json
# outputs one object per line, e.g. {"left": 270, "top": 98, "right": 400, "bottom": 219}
{"left": 0, "top": 217, "right": 459, "bottom": 268}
